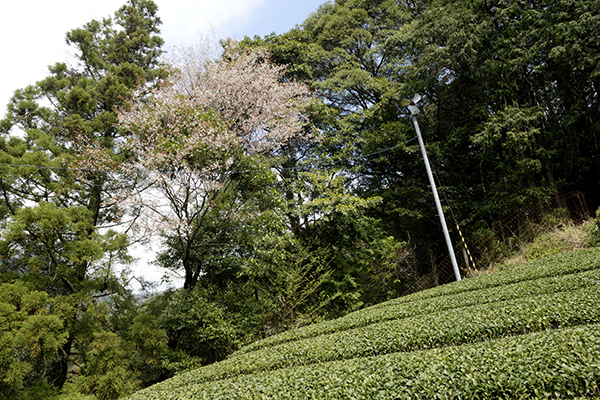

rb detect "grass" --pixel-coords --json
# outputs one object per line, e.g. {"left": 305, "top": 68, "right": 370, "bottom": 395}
{"left": 474, "top": 214, "right": 600, "bottom": 275}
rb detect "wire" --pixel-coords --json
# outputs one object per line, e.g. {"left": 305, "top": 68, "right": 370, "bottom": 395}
{"left": 430, "top": 160, "right": 476, "bottom": 272}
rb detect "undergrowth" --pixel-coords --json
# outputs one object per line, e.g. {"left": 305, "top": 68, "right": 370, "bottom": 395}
{"left": 480, "top": 209, "right": 600, "bottom": 273}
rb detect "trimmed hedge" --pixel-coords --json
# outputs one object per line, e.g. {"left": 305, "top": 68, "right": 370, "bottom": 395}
{"left": 128, "top": 248, "right": 600, "bottom": 399}
{"left": 239, "top": 265, "right": 600, "bottom": 353}
{"left": 135, "top": 284, "right": 600, "bottom": 391}
{"left": 131, "top": 324, "right": 600, "bottom": 399}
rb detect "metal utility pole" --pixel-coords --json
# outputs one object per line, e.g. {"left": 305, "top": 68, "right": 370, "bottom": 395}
{"left": 405, "top": 94, "right": 461, "bottom": 281}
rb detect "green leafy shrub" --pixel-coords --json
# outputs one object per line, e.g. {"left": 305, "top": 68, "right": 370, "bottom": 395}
{"left": 145, "top": 288, "right": 241, "bottom": 365}
{"left": 525, "top": 224, "right": 587, "bottom": 261}
{"left": 130, "top": 324, "right": 600, "bottom": 400}
{"left": 134, "top": 284, "right": 600, "bottom": 388}
{"left": 586, "top": 208, "right": 600, "bottom": 247}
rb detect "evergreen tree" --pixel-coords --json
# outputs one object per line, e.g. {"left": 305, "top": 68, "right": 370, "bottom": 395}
{"left": 246, "top": 0, "right": 439, "bottom": 277}
{"left": 406, "top": 0, "right": 600, "bottom": 219}
{"left": 249, "top": 0, "right": 600, "bottom": 279}
{"left": 0, "top": 1, "right": 169, "bottom": 397}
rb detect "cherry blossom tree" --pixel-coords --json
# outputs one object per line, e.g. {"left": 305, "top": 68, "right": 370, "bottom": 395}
{"left": 113, "top": 39, "right": 316, "bottom": 288}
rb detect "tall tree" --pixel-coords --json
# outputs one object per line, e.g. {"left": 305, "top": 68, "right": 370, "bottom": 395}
{"left": 251, "top": 0, "right": 600, "bottom": 279}
{"left": 106, "top": 40, "right": 316, "bottom": 290}
{"left": 405, "top": 0, "right": 600, "bottom": 220}
{"left": 0, "top": 0, "right": 168, "bottom": 397}
{"left": 247, "top": 0, "right": 441, "bottom": 276}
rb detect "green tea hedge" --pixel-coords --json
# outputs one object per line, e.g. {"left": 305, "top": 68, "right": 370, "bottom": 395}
{"left": 131, "top": 324, "right": 600, "bottom": 399}
{"left": 240, "top": 265, "right": 600, "bottom": 353}
{"left": 128, "top": 248, "right": 600, "bottom": 399}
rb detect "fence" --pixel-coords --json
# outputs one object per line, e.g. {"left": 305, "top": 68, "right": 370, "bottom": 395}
{"left": 401, "top": 191, "right": 595, "bottom": 297}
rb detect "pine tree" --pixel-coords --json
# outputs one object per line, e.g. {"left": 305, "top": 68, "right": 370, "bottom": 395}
{"left": 0, "top": 0, "right": 168, "bottom": 396}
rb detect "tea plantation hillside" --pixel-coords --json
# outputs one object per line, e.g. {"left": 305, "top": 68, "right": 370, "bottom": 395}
{"left": 128, "top": 249, "right": 600, "bottom": 399}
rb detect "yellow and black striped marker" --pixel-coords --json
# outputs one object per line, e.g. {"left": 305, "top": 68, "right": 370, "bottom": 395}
{"left": 456, "top": 223, "right": 475, "bottom": 272}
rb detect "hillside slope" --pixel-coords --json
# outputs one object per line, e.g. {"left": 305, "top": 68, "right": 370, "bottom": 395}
{"left": 128, "top": 248, "right": 600, "bottom": 399}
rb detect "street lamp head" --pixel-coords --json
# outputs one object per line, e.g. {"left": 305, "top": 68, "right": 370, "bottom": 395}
{"left": 402, "top": 93, "right": 422, "bottom": 116}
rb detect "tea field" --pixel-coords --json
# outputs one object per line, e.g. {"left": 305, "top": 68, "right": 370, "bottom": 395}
{"left": 128, "top": 248, "right": 600, "bottom": 399}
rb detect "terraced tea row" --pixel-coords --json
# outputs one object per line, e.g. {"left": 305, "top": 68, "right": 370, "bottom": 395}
{"left": 131, "top": 324, "right": 600, "bottom": 399}
{"left": 127, "top": 249, "right": 600, "bottom": 400}
{"left": 138, "top": 283, "right": 600, "bottom": 393}
{"left": 239, "top": 264, "right": 600, "bottom": 353}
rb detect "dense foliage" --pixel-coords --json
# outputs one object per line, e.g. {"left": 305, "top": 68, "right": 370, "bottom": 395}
{"left": 246, "top": 0, "right": 600, "bottom": 274}
{"left": 0, "top": 1, "right": 171, "bottom": 398}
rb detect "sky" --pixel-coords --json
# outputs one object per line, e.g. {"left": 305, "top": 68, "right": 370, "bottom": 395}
{"left": 0, "top": 0, "right": 325, "bottom": 111}
{"left": 0, "top": 0, "right": 326, "bottom": 289}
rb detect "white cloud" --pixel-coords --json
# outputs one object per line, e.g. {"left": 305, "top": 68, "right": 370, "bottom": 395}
{"left": 0, "top": 0, "right": 270, "bottom": 111}
{"left": 159, "top": 0, "right": 265, "bottom": 43}
{"left": 1, "top": 0, "right": 122, "bottom": 111}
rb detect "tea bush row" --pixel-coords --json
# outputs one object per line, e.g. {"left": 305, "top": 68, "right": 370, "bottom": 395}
{"left": 140, "top": 284, "right": 600, "bottom": 392}
{"left": 239, "top": 265, "right": 600, "bottom": 353}
{"left": 130, "top": 323, "right": 600, "bottom": 399}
